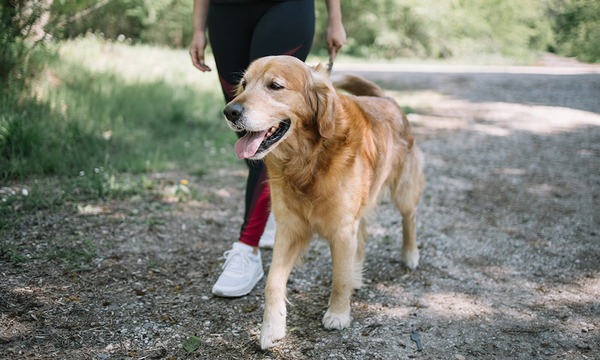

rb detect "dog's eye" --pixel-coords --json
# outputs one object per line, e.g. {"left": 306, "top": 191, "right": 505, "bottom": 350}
{"left": 240, "top": 80, "right": 247, "bottom": 90}
{"left": 268, "top": 82, "right": 284, "bottom": 90}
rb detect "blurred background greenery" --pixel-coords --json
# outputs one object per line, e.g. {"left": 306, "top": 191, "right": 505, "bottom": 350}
{"left": 0, "top": 0, "right": 599, "bottom": 229}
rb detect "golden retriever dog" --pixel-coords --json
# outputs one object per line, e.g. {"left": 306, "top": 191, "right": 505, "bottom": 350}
{"left": 222, "top": 56, "right": 425, "bottom": 349}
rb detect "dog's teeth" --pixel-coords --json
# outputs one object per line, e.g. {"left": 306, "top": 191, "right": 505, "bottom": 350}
{"left": 266, "top": 125, "right": 279, "bottom": 138}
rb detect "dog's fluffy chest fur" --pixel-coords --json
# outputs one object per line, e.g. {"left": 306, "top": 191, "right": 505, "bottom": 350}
{"left": 263, "top": 94, "right": 409, "bottom": 228}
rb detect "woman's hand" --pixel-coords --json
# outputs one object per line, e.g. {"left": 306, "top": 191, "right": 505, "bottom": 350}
{"left": 190, "top": 0, "right": 211, "bottom": 72}
{"left": 326, "top": 18, "right": 346, "bottom": 60}
{"left": 190, "top": 31, "right": 211, "bottom": 72}
{"left": 325, "top": 0, "right": 346, "bottom": 60}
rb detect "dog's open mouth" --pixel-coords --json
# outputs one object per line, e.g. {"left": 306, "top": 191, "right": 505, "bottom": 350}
{"left": 235, "top": 119, "right": 290, "bottom": 159}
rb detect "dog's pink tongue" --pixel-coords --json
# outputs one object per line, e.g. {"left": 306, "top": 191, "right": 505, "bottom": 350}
{"left": 235, "top": 130, "right": 268, "bottom": 159}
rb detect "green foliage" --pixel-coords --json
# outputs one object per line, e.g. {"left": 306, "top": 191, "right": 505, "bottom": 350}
{"left": 316, "top": 0, "right": 552, "bottom": 61}
{"left": 17, "top": 0, "right": 592, "bottom": 63}
{"left": 550, "top": 0, "right": 600, "bottom": 62}
{"left": 0, "top": 0, "right": 47, "bottom": 81}
{"left": 3, "top": 0, "right": 599, "bottom": 66}
{"left": 49, "top": 0, "right": 193, "bottom": 47}
{"left": 182, "top": 335, "right": 202, "bottom": 354}
{"left": 49, "top": 0, "right": 142, "bottom": 40}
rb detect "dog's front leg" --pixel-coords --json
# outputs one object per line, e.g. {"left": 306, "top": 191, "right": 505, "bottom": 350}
{"left": 323, "top": 225, "right": 357, "bottom": 330}
{"left": 260, "top": 227, "right": 307, "bottom": 349}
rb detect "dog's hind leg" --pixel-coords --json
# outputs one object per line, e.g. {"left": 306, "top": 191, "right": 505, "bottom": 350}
{"left": 352, "top": 218, "right": 367, "bottom": 289}
{"left": 323, "top": 223, "right": 358, "bottom": 330}
{"left": 393, "top": 149, "right": 425, "bottom": 270}
{"left": 261, "top": 224, "right": 310, "bottom": 349}
{"left": 399, "top": 208, "right": 419, "bottom": 270}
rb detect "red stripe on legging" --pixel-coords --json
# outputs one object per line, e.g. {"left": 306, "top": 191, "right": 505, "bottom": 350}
{"left": 282, "top": 44, "right": 303, "bottom": 56}
{"left": 239, "top": 181, "right": 271, "bottom": 247}
{"left": 219, "top": 75, "right": 236, "bottom": 100}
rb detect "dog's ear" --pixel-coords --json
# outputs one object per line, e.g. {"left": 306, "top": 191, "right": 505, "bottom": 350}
{"left": 310, "top": 64, "right": 337, "bottom": 138}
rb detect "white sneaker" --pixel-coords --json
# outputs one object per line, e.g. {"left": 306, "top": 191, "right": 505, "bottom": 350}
{"left": 258, "top": 212, "right": 276, "bottom": 249}
{"left": 212, "top": 242, "right": 264, "bottom": 297}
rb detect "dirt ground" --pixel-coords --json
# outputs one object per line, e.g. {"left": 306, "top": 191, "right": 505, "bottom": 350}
{"left": 1, "top": 54, "right": 599, "bottom": 359}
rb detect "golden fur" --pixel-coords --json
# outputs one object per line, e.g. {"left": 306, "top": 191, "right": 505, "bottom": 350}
{"left": 223, "top": 56, "right": 425, "bottom": 349}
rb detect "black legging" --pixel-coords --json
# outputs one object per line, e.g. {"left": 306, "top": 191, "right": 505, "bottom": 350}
{"left": 208, "top": 0, "right": 315, "bottom": 246}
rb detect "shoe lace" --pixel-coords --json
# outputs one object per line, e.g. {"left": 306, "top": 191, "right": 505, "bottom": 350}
{"left": 221, "top": 249, "right": 252, "bottom": 276}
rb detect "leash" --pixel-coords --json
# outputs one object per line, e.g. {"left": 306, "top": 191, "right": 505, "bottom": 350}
{"left": 326, "top": 48, "right": 339, "bottom": 75}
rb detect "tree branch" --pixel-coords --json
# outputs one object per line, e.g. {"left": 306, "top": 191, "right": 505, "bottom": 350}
{"left": 56, "top": 0, "right": 115, "bottom": 27}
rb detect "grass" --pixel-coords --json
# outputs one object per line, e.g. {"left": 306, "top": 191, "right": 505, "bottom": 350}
{"left": 0, "top": 239, "right": 30, "bottom": 265}
{"left": 0, "top": 232, "right": 100, "bottom": 271}
{"left": 4, "top": 38, "right": 239, "bottom": 178}
{"left": 44, "top": 237, "right": 98, "bottom": 271}
{"left": 3, "top": 41, "right": 241, "bottom": 183}
{"left": 1, "top": 38, "right": 243, "bottom": 266}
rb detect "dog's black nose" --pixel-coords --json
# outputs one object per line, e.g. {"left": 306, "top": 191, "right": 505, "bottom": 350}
{"left": 223, "top": 103, "right": 244, "bottom": 123}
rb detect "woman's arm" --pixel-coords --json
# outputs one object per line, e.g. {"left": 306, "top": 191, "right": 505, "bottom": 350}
{"left": 190, "top": 0, "right": 211, "bottom": 72}
{"left": 324, "top": 0, "right": 346, "bottom": 59}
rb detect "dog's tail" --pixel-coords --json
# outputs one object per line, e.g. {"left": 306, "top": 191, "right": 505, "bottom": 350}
{"left": 332, "top": 74, "right": 386, "bottom": 98}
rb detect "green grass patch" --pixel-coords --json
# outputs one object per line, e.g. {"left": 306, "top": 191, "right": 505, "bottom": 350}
{"left": 0, "top": 38, "right": 242, "bottom": 235}
{"left": 2, "top": 38, "right": 240, "bottom": 180}
{"left": 0, "top": 232, "right": 99, "bottom": 271}
{"left": 0, "top": 238, "right": 30, "bottom": 265}
{"left": 44, "top": 237, "right": 98, "bottom": 271}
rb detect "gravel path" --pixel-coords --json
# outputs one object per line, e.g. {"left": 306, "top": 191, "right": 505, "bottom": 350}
{"left": 1, "top": 56, "right": 599, "bottom": 359}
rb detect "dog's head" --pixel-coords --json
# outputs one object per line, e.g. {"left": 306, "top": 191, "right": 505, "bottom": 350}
{"left": 223, "top": 56, "right": 337, "bottom": 160}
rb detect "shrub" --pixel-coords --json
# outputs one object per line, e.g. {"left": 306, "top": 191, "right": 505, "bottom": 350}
{"left": 313, "top": 0, "right": 553, "bottom": 61}
{"left": 550, "top": 0, "right": 600, "bottom": 62}
{"left": 0, "top": 0, "right": 47, "bottom": 81}
{"left": 50, "top": 0, "right": 193, "bottom": 48}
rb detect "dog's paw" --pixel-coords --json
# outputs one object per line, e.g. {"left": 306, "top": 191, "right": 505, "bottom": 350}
{"left": 401, "top": 247, "right": 420, "bottom": 270}
{"left": 322, "top": 308, "right": 352, "bottom": 330}
{"left": 260, "top": 318, "right": 286, "bottom": 349}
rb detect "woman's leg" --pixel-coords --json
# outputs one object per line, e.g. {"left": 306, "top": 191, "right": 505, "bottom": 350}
{"left": 239, "top": 0, "right": 316, "bottom": 247}
{"left": 208, "top": 3, "right": 270, "bottom": 248}
{"left": 209, "top": 1, "right": 315, "bottom": 249}
{"left": 249, "top": 0, "right": 315, "bottom": 62}
{"left": 208, "top": 1, "right": 315, "bottom": 297}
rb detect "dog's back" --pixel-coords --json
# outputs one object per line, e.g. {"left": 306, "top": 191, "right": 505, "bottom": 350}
{"left": 334, "top": 74, "right": 416, "bottom": 153}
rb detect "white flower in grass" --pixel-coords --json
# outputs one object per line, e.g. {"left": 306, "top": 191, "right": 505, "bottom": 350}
{"left": 80, "top": 171, "right": 85, "bottom": 176}
{"left": 22, "top": 189, "right": 29, "bottom": 196}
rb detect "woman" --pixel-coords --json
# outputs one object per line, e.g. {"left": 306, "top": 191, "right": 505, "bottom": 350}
{"left": 189, "top": 0, "right": 346, "bottom": 297}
